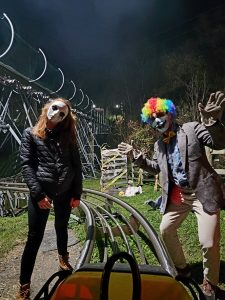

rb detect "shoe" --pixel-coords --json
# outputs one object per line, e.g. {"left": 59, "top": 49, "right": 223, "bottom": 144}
{"left": 176, "top": 264, "right": 191, "bottom": 278}
{"left": 16, "top": 283, "right": 30, "bottom": 300}
{"left": 58, "top": 253, "right": 73, "bottom": 271}
{"left": 202, "top": 279, "right": 216, "bottom": 299}
{"left": 145, "top": 200, "right": 157, "bottom": 210}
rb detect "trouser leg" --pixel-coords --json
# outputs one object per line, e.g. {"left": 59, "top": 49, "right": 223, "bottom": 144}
{"left": 20, "top": 198, "right": 49, "bottom": 285}
{"left": 160, "top": 201, "right": 191, "bottom": 269}
{"left": 54, "top": 196, "right": 71, "bottom": 256}
{"left": 193, "top": 200, "right": 220, "bottom": 286}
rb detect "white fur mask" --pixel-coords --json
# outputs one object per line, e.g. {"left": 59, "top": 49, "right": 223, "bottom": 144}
{"left": 47, "top": 101, "right": 69, "bottom": 124}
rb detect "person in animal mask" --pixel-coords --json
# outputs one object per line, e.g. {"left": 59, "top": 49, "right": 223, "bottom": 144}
{"left": 17, "top": 98, "right": 83, "bottom": 300}
{"left": 118, "top": 92, "right": 225, "bottom": 298}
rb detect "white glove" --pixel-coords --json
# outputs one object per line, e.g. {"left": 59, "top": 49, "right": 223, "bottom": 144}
{"left": 198, "top": 91, "right": 225, "bottom": 126}
{"left": 118, "top": 142, "right": 142, "bottom": 160}
{"left": 118, "top": 142, "right": 133, "bottom": 155}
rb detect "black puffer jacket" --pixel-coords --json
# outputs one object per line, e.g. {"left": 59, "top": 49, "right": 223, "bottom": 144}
{"left": 20, "top": 127, "right": 83, "bottom": 202}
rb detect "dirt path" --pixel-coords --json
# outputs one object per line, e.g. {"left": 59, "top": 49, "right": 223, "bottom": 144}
{"left": 0, "top": 221, "right": 82, "bottom": 300}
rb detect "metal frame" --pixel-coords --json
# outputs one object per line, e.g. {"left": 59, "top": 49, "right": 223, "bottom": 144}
{"left": 0, "top": 13, "right": 110, "bottom": 179}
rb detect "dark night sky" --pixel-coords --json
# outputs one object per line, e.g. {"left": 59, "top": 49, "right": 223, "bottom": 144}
{"left": 1, "top": 0, "right": 225, "bottom": 112}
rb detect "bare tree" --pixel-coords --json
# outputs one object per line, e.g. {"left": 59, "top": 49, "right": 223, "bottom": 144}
{"left": 183, "top": 72, "right": 208, "bottom": 121}
{"left": 174, "top": 71, "right": 208, "bottom": 124}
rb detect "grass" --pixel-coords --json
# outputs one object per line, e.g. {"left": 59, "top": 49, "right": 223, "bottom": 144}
{"left": 76, "top": 178, "right": 225, "bottom": 287}
{"left": 0, "top": 213, "right": 28, "bottom": 257}
{"left": 1, "top": 178, "right": 225, "bottom": 287}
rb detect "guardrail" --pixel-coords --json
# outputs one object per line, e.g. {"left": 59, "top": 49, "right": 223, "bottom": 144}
{"left": 0, "top": 181, "right": 29, "bottom": 216}
{"left": 0, "top": 182, "right": 176, "bottom": 279}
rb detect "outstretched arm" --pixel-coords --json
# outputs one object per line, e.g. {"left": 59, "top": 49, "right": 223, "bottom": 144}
{"left": 118, "top": 141, "right": 160, "bottom": 174}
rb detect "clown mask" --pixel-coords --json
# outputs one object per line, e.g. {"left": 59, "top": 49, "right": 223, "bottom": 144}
{"left": 151, "top": 113, "right": 173, "bottom": 133}
{"left": 47, "top": 100, "right": 69, "bottom": 124}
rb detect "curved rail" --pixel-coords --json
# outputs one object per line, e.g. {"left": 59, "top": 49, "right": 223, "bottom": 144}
{"left": 86, "top": 98, "right": 95, "bottom": 114}
{"left": 0, "top": 183, "right": 177, "bottom": 277}
{"left": 50, "top": 68, "right": 65, "bottom": 94}
{"left": 82, "top": 94, "right": 90, "bottom": 110}
{"left": 68, "top": 80, "right": 76, "bottom": 100}
{"left": 75, "top": 88, "right": 84, "bottom": 107}
{"left": 0, "top": 13, "right": 14, "bottom": 59}
{"left": 29, "top": 48, "right": 47, "bottom": 83}
{"left": 0, "top": 183, "right": 206, "bottom": 300}
{"left": 82, "top": 188, "right": 177, "bottom": 277}
{"left": 75, "top": 200, "right": 96, "bottom": 269}
{"left": 86, "top": 199, "right": 133, "bottom": 255}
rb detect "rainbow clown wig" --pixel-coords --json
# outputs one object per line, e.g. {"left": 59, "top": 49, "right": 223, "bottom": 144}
{"left": 141, "top": 97, "right": 176, "bottom": 125}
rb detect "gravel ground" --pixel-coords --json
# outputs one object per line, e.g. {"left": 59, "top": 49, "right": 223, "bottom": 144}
{"left": 0, "top": 221, "right": 82, "bottom": 300}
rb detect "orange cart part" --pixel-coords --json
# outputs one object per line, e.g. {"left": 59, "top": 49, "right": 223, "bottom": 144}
{"left": 51, "top": 269, "right": 192, "bottom": 300}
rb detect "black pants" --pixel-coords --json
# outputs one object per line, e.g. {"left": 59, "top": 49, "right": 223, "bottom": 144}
{"left": 19, "top": 194, "right": 72, "bottom": 285}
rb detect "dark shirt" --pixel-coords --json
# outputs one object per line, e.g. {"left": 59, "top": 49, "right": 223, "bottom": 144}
{"left": 166, "top": 125, "right": 189, "bottom": 188}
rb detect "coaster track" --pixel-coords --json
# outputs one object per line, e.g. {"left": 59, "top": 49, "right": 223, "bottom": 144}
{"left": 0, "top": 181, "right": 176, "bottom": 278}
{"left": 0, "top": 13, "right": 110, "bottom": 179}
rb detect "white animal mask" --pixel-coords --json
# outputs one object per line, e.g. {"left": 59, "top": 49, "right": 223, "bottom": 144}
{"left": 47, "top": 101, "right": 69, "bottom": 124}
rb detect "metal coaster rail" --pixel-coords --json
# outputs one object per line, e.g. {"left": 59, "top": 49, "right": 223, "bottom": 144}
{"left": 3, "top": 183, "right": 207, "bottom": 299}
{"left": 0, "top": 182, "right": 177, "bottom": 278}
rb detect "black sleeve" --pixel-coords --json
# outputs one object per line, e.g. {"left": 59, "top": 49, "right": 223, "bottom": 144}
{"left": 70, "top": 143, "right": 83, "bottom": 199}
{"left": 20, "top": 128, "right": 46, "bottom": 202}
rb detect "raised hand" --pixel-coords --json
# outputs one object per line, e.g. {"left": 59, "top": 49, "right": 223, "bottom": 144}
{"left": 198, "top": 91, "right": 225, "bottom": 126}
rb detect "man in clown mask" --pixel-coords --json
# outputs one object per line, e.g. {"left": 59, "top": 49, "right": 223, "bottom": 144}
{"left": 17, "top": 98, "right": 82, "bottom": 300}
{"left": 118, "top": 92, "right": 225, "bottom": 299}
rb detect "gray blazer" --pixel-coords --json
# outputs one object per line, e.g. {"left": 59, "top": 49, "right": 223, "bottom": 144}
{"left": 135, "top": 121, "right": 225, "bottom": 214}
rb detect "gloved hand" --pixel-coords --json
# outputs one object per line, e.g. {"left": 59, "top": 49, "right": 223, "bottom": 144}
{"left": 118, "top": 142, "right": 134, "bottom": 155}
{"left": 70, "top": 198, "right": 80, "bottom": 208}
{"left": 198, "top": 91, "right": 225, "bottom": 126}
{"left": 118, "top": 142, "right": 141, "bottom": 160}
